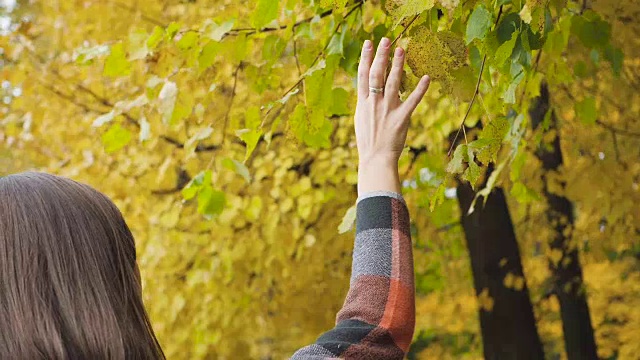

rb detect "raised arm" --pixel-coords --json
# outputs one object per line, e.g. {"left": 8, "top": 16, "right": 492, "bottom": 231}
{"left": 292, "top": 38, "right": 431, "bottom": 359}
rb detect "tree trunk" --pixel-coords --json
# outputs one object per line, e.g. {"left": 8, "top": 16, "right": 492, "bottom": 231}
{"left": 457, "top": 182, "right": 545, "bottom": 360}
{"left": 529, "top": 83, "right": 598, "bottom": 360}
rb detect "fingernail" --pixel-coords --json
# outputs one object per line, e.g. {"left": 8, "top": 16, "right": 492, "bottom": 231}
{"left": 422, "top": 75, "right": 430, "bottom": 82}
{"left": 363, "top": 40, "right": 372, "bottom": 50}
{"left": 395, "top": 47, "right": 404, "bottom": 57}
{"left": 380, "top": 37, "right": 390, "bottom": 47}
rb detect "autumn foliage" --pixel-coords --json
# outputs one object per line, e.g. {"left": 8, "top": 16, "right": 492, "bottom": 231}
{"left": 1, "top": 0, "right": 639, "bottom": 359}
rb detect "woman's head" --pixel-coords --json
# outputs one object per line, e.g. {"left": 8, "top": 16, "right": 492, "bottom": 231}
{"left": 0, "top": 172, "right": 164, "bottom": 359}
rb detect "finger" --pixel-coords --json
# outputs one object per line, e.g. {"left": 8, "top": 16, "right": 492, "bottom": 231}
{"left": 357, "top": 40, "right": 374, "bottom": 98}
{"left": 402, "top": 75, "right": 431, "bottom": 114}
{"left": 369, "top": 37, "right": 391, "bottom": 95}
{"left": 384, "top": 47, "right": 405, "bottom": 100}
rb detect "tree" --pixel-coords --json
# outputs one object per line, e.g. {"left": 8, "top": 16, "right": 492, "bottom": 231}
{"left": 458, "top": 179, "right": 544, "bottom": 359}
{"left": 530, "top": 83, "right": 598, "bottom": 359}
{"left": 2, "top": 0, "right": 639, "bottom": 358}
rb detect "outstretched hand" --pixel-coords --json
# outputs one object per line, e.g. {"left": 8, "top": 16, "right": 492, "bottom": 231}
{"left": 355, "top": 37, "right": 431, "bottom": 195}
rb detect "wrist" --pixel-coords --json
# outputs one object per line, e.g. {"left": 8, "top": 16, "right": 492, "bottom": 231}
{"left": 358, "top": 154, "right": 399, "bottom": 172}
{"left": 358, "top": 156, "right": 401, "bottom": 195}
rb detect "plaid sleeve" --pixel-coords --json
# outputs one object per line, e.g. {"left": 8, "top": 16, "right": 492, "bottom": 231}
{"left": 292, "top": 191, "right": 415, "bottom": 359}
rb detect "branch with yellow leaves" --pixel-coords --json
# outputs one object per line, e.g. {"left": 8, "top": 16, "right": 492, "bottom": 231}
{"left": 265, "top": 1, "right": 364, "bottom": 119}
{"left": 112, "top": 0, "right": 363, "bottom": 41}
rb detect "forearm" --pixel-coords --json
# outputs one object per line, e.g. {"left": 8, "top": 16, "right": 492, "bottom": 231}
{"left": 292, "top": 193, "right": 415, "bottom": 359}
{"left": 357, "top": 157, "right": 402, "bottom": 195}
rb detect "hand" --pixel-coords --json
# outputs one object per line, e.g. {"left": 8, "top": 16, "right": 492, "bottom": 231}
{"left": 355, "top": 37, "right": 431, "bottom": 195}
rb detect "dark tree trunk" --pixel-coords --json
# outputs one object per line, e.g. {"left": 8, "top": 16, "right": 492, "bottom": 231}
{"left": 529, "top": 83, "right": 598, "bottom": 360}
{"left": 457, "top": 181, "right": 545, "bottom": 360}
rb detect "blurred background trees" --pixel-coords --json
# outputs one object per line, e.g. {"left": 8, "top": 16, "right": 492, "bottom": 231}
{"left": 1, "top": 0, "right": 639, "bottom": 358}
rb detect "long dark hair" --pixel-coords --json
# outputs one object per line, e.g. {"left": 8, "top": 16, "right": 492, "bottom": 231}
{"left": 0, "top": 172, "right": 164, "bottom": 359}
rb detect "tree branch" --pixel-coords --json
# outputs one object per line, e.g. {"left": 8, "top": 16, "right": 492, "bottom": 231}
{"left": 390, "top": 14, "right": 420, "bottom": 47}
{"left": 40, "top": 81, "right": 107, "bottom": 115}
{"left": 222, "top": 63, "right": 243, "bottom": 144}
{"left": 228, "top": 7, "right": 336, "bottom": 36}
{"left": 265, "top": 1, "right": 363, "bottom": 117}
{"left": 448, "top": 5, "right": 504, "bottom": 156}
{"left": 596, "top": 120, "right": 640, "bottom": 138}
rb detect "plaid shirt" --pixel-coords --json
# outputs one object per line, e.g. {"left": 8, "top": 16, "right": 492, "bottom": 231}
{"left": 292, "top": 192, "right": 415, "bottom": 359}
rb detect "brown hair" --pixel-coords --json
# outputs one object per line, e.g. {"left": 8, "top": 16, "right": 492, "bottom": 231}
{"left": 0, "top": 172, "right": 164, "bottom": 359}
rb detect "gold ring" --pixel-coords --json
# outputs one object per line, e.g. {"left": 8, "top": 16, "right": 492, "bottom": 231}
{"left": 369, "top": 86, "right": 384, "bottom": 94}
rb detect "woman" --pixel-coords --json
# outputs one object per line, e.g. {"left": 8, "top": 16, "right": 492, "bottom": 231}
{"left": 291, "top": 37, "right": 429, "bottom": 359}
{"left": 0, "top": 37, "right": 429, "bottom": 359}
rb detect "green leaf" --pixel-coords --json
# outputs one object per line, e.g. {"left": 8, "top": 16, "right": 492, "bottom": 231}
{"left": 102, "top": 124, "right": 131, "bottom": 153}
{"left": 177, "top": 32, "right": 199, "bottom": 51}
{"left": 571, "top": 14, "right": 611, "bottom": 49}
{"left": 501, "top": 62, "right": 526, "bottom": 104}
{"left": 327, "top": 30, "right": 347, "bottom": 56}
{"left": 494, "top": 30, "right": 519, "bottom": 68}
{"left": 338, "top": 204, "right": 357, "bottom": 234}
{"left": 165, "top": 22, "right": 181, "bottom": 40}
{"left": 227, "top": 34, "right": 248, "bottom": 64}
{"left": 295, "top": 22, "right": 313, "bottom": 39}
{"left": 198, "top": 41, "right": 219, "bottom": 72}
{"left": 387, "top": 0, "right": 435, "bottom": 28}
{"left": 181, "top": 170, "right": 210, "bottom": 201}
{"left": 245, "top": 105, "right": 262, "bottom": 129}
{"left": 462, "top": 147, "right": 481, "bottom": 189}
{"left": 340, "top": 39, "right": 362, "bottom": 74}
{"left": 543, "top": 16, "right": 571, "bottom": 55}
{"left": 465, "top": 5, "right": 492, "bottom": 44}
{"left": 263, "top": 35, "right": 287, "bottom": 63}
{"left": 103, "top": 43, "right": 131, "bottom": 77}
{"left": 510, "top": 182, "right": 540, "bottom": 203}
{"left": 573, "top": 60, "right": 588, "bottom": 78}
{"left": 170, "top": 92, "right": 194, "bottom": 125}
{"left": 429, "top": 183, "right": 446, "bottom": 212}
{"left": 222, "top": 158, "right": 252, "bottom": 183}
{"left": 525, "top": 26, "right": 543, "bottom": 50}
{"left": 147, "top": 26, "right": 164, "bottom": 50}
{"left": 202, "top": 19, "right": 235, "bottom": 42}
{"left": 575, "top": 97, "right": 598, "bottom": 125}
{"left": 237, "top": 129, "right": 262, "bottom": 162}
{"left": 496, "top": 13, "right": 520, "bottom": 44}
{"left": 197, "top": 186, "right": 226, "bottom": 217}
{"left": 502, "top": 70, "right": 525, "bottom": 104}
{"left": 289, "top": 104, "right": 333, "bottom": 149}
{"left": 509, "top": 150, "right": 526, "bottom": 181}
{"left": 250, "top": 0, "right": 279, "bottom": 29}
{"left": 330, "top": 87, "right": 350, "bottom": 115}
{"left": 181, "top": 182, "right": 199, "bottom": 200}
{"left": 472, "top": 117, "right": 510, "bottom": 164}
{"left": 446, "top": 144, "right": 467, "bottom": 174}
{"left": 604, "top": 45, "right": 624, "bottom": 77}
